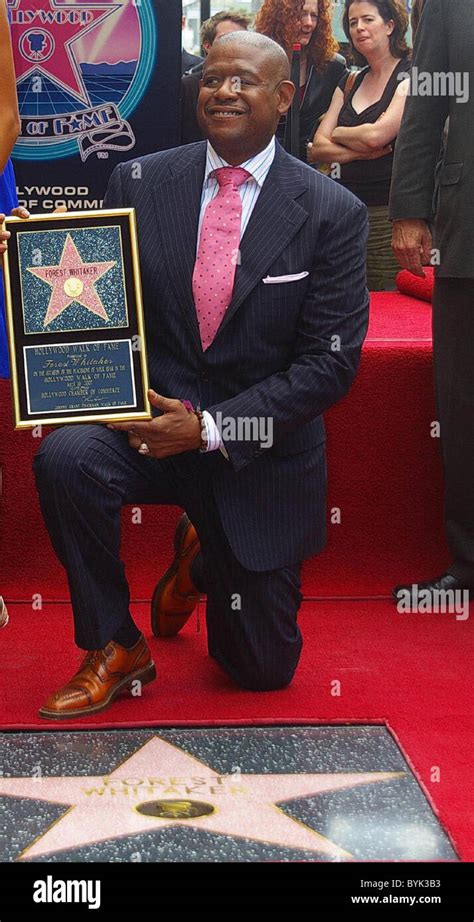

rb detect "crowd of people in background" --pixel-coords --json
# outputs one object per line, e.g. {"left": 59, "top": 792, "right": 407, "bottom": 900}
{"left": 181, "top": 0, "right": 427, "bottom": 291}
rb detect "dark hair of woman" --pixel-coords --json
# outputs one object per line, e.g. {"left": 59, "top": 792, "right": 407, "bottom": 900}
{"left": 342, "top": 0, "right": 409, "bottom": 66}
{"left": 255, "top": 0, "right": 339, "bottom": 73}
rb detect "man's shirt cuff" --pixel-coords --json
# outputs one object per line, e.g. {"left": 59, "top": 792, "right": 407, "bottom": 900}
{"left": 202, "top": 410, "right": 223, "bottom": 452}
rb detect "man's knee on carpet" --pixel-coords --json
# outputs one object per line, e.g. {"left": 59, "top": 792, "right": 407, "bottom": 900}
{"left": 225, "top": 657, "right": 298, "bottom": 691}
{"left": 213, "top": 639, "right": 301, "bottom": 692}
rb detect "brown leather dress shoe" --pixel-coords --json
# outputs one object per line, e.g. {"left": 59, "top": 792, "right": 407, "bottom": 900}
{"left": 0, "top": 597, "right": 8, "bottom": 629}
{"left": 151, "top": 513, "right": 201, "bottom": 637}
{"left": 39, "top": 633, "right": 156, "bottom": 720}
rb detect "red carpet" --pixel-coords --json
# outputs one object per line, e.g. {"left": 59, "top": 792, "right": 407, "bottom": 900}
{"left": 1, "top": 291, "right": 470, "bottom": 860}
{"left": 1, "top": 599, "right": 471, "bottom": 861}
{"left": 0, "top": 291, "right": 448, "bottom": 599}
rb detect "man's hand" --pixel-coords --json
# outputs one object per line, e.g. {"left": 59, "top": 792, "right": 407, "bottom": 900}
{"left": 392, "top": 218, "right": 433, "bottom": 278}
{"left": 0, "top": 206, "right": 30, "bottom": 256}
{"left": 110, "top": 390, "right": 202, "bottom": 458}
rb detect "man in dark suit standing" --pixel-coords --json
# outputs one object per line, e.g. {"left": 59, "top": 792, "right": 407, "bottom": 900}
{"left": 31, "top": 33, "right": 369, "bottom": 720}
{"left": 390, "top": 0, "right": 474, "bottom": 602}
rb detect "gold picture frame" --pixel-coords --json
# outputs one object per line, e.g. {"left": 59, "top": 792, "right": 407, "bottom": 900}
{"left": 3, "top": 208, "right": 151, "bottom": 429}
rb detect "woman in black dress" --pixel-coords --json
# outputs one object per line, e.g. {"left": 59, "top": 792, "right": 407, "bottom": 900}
{"left": 309, "top": 0, "right": 410, "bottom": 290}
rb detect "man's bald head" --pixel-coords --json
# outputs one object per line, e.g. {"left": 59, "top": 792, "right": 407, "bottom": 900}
{"left": 198, "top": 30, "right": 295, "bottom": 165}
{"left": 206, "top": 31, "right": 290, "bottom": 83}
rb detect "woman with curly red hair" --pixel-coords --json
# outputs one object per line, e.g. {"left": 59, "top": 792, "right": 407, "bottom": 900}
{"left": 255, "top": 0, "right": 348, "bottom": 161}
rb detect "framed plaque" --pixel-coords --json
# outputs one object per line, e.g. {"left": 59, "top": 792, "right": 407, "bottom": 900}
{"left": 3, "top": 209, "right": 151, "bottom": 429}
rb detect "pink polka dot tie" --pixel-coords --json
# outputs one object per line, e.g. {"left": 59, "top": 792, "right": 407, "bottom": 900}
{"left": 193, "top": 167, "right": 251, "bottom": 351}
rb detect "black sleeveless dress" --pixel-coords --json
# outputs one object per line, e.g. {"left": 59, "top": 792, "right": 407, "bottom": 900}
{"left": 336, "top": 56, "right": 411, "bottom": 206}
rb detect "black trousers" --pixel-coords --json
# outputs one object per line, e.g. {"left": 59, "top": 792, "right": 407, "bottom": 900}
{"left": 33, "top": 425, "right": 303, "bottom": 691}
{"left": 433, "top": 277, "right": 474, "bottom": 580}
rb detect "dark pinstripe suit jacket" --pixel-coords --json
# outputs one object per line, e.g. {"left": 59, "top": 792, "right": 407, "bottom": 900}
{"left": 104, "top": 141, "right": 369, "bottom": 571}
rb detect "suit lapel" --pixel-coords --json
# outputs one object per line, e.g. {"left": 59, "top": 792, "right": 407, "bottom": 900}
{"left": 152, "top": 143, "right": 309, "bottom": 353}
{"left": 153, "top": 144, "right": 206, "bottom": 353}
{"left": 214, "top": 147, "right": 309, "bottom": 341}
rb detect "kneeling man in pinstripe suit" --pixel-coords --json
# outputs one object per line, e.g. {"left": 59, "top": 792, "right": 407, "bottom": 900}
{"left": 33, "top": 33, "right": 369, "bottom": 720}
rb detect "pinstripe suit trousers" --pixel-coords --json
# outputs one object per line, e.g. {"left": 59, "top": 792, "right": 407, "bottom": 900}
{"left": 33, "top": 424, "right": 303, "bottom": 691}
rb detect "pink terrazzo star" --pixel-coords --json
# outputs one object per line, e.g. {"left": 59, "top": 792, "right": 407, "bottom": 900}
{"left": 28, "top": 233, "right": 116, "bottom": 327}
{"left": 0, "top": 737, "right": 404, "bottom": 860}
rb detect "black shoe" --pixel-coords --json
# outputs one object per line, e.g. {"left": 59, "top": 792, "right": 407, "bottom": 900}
{"left": 392, "top": 572, "right": 474, "bottom": 603}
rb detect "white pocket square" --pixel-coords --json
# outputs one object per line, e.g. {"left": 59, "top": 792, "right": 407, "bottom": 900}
{"left": 262, "top": 271, "right": 309, "bottom": 285}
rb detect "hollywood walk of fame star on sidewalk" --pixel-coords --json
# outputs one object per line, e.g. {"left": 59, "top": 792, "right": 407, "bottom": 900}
{"left": 28, "top": 233, "right": 116, "bottom": 327}
{"left": 0, "top": 737, "right": 405, "bottom": 861}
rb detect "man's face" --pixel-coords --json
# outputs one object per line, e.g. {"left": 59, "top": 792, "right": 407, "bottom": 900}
{"left": 203, "top": 19, "right": 247, "bottom": 55}
{"left": 197, "top": 42, "right": 293, "bottom": 159}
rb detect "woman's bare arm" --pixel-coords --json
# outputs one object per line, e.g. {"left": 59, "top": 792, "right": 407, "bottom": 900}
{"left": 309, "top": 86, "right": 391, "bottom": 166}
{"left": 309, "top": 88, "right": 364, "bottom": 164}
{"left": 331, "top": 78, "right": 410, "bottom": 152}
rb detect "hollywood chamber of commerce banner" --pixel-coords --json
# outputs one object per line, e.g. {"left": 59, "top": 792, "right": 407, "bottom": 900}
{"left": 9, "top": 0, "right": 182, "bottom": 212}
